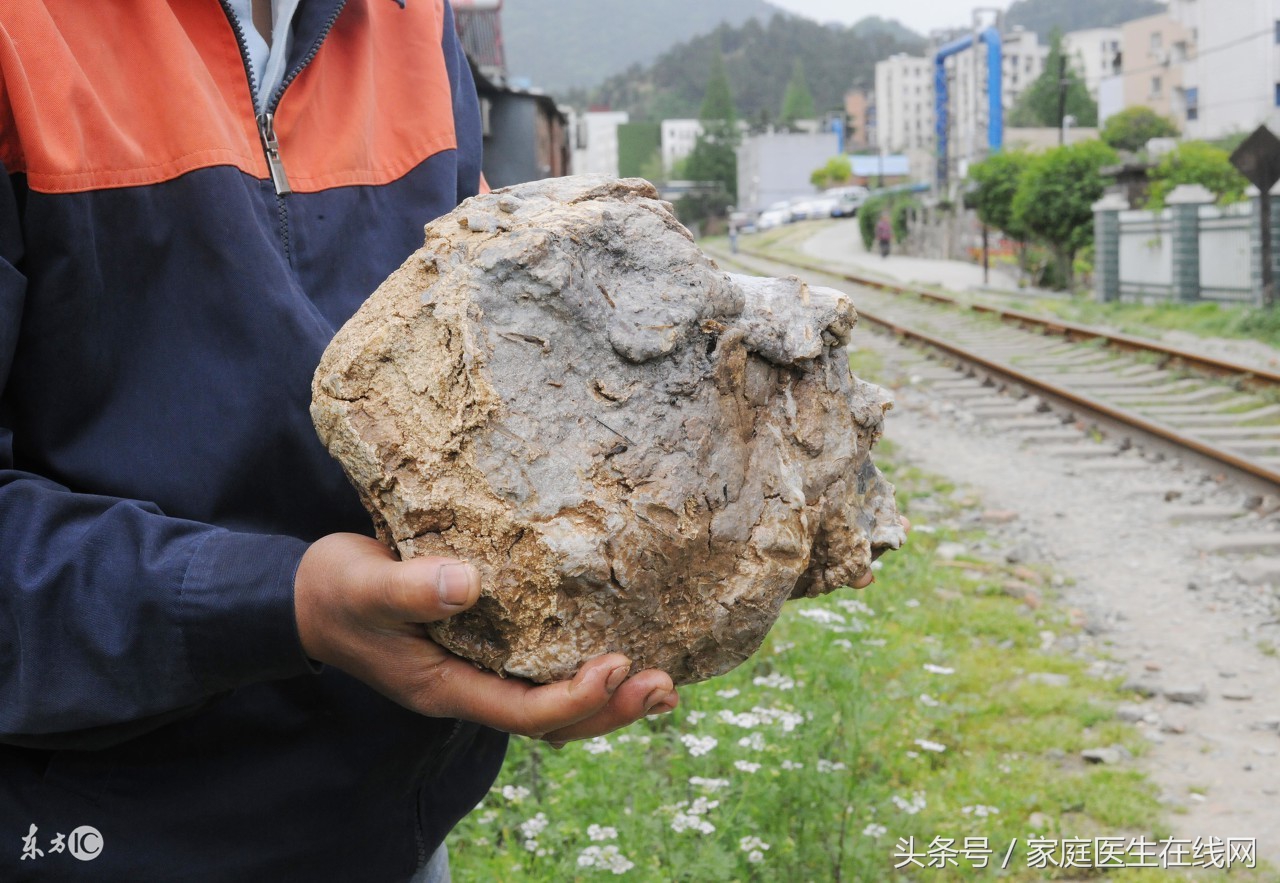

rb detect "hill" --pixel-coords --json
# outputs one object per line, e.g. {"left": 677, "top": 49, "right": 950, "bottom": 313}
{"left": 1004, "top": 0, "right": 1167, "bottom": 36}
{"left": 501, "top": 0, "right": 781, "bottom": 93}
{"left": 584, "top": 14, "right": 926, "bottom": 123}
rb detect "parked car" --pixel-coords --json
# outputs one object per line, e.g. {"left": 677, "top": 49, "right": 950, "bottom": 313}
{"left": 789, "top": 196, "right": 840, "bottom": 221}
{"left": 756, "top": 201, "right": 793, "bottom": 231}
{"left": 825, "top": 185, "right": 870, "bottom": 218}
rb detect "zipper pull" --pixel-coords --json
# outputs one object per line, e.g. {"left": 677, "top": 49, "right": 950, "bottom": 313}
{"left": 256, "top": 112, "right": 292, "bottom": 196}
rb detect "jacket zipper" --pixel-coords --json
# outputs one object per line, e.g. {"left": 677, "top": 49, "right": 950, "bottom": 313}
{"left": 217, "top": 1, "right": 349, "bottom": 257}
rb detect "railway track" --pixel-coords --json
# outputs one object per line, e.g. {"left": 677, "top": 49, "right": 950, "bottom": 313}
{"left": 707, "top": 242, "right": 1280, "bottom": 494}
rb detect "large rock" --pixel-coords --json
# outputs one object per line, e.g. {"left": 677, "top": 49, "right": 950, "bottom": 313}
{"left": 312, "top": 176, "right": 904, "bottom": 686}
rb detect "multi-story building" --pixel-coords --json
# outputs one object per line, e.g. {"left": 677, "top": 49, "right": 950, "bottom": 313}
{"left": 569, "top": 110, "right": 629, "bottom": 177}
{"left": 660, "top": 119, "right": 703, "bottom": 172}
{"left": 843, "top": 89, "right": 873, "bottom": 150}
{"left": 1169, "top": 0, "right": 1280, "bottom": 139}
{"left": 1116, "top": 13, "right": 1195, "bottom": 124}
{"left": 874, "top": 53, "right": 935, "bottom": 155}
{"left": 1061, "top": 27, "right": 1122, "bottom": 98}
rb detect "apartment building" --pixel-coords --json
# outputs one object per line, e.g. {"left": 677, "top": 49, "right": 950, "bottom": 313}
{"left": 1117, "top": 13, "right": 1195, "bottom": 123}
{"left": 1061, "top": 27, "right": 1122, "bottom": 98}
{"left": 1169, "top": 0, "right": 1280, "bottom": 139}
{"left": 874, "top": 53, "right": 935, "bottom": 155}
{"left": 660, "top": 119, "right": 702, "bottom": 172}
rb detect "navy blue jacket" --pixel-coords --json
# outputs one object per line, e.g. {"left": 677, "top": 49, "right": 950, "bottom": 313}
{"left": 0, "top": 1, "right": 506, "bottom": 878}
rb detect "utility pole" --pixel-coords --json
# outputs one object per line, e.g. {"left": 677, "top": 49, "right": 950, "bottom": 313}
{"left": 1057, "top": 53, "right": 1068, "bottom": 147}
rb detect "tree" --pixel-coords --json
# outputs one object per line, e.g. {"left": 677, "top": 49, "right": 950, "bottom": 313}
{"left": 779, "top": 59, "right": 817, "bottom": 130}
{"left": 966, "top": 149, "right": 1033, "bottom": 240}
{"left": 1099, "top": 106, "right": 1180, "bottom": 153}
{"left": 1007, "top": 30, "right": 1098, "bottom": 129}
{"left": 1011, "top": 139, "right": 1117, "bottom": 288}
{"left": 810, "top": 155, "right": 852, "bottom": 190}
{"left": 1145, "top": 141, "right": 1249, "bottom": 209}
{"left": 678, "top": 49, "right": 740, "bottom": 223}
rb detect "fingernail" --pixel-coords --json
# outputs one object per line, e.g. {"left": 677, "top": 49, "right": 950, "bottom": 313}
{"left": 644, "top": 688, "right": 673, "bottom": 714}
{"left": 605, "top": 664, "right": 629, "bottom": 693}
{"left": 437, "top": 562, "right": 477, "bottom": 607}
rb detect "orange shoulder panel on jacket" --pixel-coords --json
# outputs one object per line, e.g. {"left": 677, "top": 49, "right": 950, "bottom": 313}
{"left": 0, "top": 1, "right": 264, "bottom": 193}
{"left": 0, "top": 1, "right": 457, "bottom": 195}
{"left": 275, "top": 0, "right": 457, "bottom": 192}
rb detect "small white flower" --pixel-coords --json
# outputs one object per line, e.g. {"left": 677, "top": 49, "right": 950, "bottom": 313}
{"left": 502, "top": 785, "right": 531, "bottom": 803}
{"left": 752, "top": 673, "right": 797, "bottom": 691}
{"left": 715, "top": 688, "right": 740, "bottom": 699}
{"left": 519, "top": 813, "right": 549, "bottom": 840}
{"left": 738, "top": 732, "right": 767, "bottom": 751}
{"left": 587, "top": 824, "right": 618, "bottom": 842}
{"left": 863, "top": 823, "right": 888, "bottom": 838}
{"left": 905, "top": 750, "right": 919, "bottom": 759}
{"left": 718, "top": 709, "right": 763, "bottom": 728}
{"left": 919, "top": 694, "right": 940, "bottom": 707}
{"left": 864, "top": 639, "right": 887, "bottom": 647}
{"left": 835, "top": 598, "right": 875, "bottom": 616}
{"left": 781, "top": 760, "right": 804, "bottom": 770}
{"left": 923, "top": 664, "right": 955, "bottom": 675}
{"left": 891, "top": 792, "right": 927, "bottom": 815}
{"left": 734, "top": 760, "right": 761, "bottom": 773}
{"left": 578, "top": 845, "right": 634, "bottom": 874}
{"left": 816, "top": 759, "right": 847, "bottom": 773}
{"left": 685, "top": 711, "right": 706, "bottom": 725}
{"left": 961, "top": 805, "right": 1000, "bottom": 818}
{"left": 523, "top": 839, "right": 539, "bottom": 853}
{"left": 904, "top": 599, "right": 921, "bottom": 608}
{"left": 772, "top": 641, "right": 796, "bottom": 654}
{"left": 671, "top": 813, "right": 716, "bottom": 835}
{"left": 914, "top": 739, "right": 946, "bottom": 753}
{"left": 748, "top": 850, "right": 764, "bottom": 863}
{"left": 833, "top": 638, "right": 854, "bottom": 650}
{"left": 583, "top": 737, "right": 613, "bottom": 755}
{"left": 688, "top": 776, "right": 730, "bottom": 791}
{"left": 797, "top": 608, "right": 847, "bottom": 626}
{"left": 477, "top": 810, "right": 498, "bottom": 825}
{"left": 689, "top": 797, "right": 719, "bottom": 815}
{"left": 680, "top": 734, "right": 718, "bottom": 757}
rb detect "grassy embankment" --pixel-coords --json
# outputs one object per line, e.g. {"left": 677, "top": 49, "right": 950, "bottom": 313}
{"left": 448, "top": 353, "right": 1266, "bottom": 880}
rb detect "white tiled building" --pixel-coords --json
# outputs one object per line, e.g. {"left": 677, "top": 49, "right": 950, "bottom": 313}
{"left": 660, "top": 119, "right": 702, "bottom": 172}
{"left": 1062, "top": 27, "right": 1122, "bottom": 98}
{"left": 569, "top": 110, "right": 628, "bottom": 177}
{"left": 874, "top": 53, "right": 935, "bottom": 155}
{"left": 1169, "top": 0, "right": 1280, "bottom": 139}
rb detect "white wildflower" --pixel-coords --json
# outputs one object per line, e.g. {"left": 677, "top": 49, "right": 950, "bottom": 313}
{"left": 738, "top": 732, "right": 767, "bottom": 751}
{"left": 688, "top": 776, "right": 731, "bottom": 791}
{"left": 715, "top": 688, "right": 740, "bottom": 699}
{"left": 797, "top": 608, "right": 846, "bottom": 626}
{"left": 922, "top": 664, "right": 955, "bottom": 675}
{"left": 781, "top": 760, "right": 804, "bottom": 771}
{"left": 816, "top": 759, "right": 847, "bottom": 773}
{"left": 502, "top": 785, "right": 531, "bottom": 803}
{"left": 477, "top": 810, "right": 498, "bottom": 825}
{"left": 863, "top": 823, "right": 888, "bottom": 838}
{"left": 688, "top": 797, "right": 719, "bottom": 815}
{"left": 772, "top": 641, "right": 795, "bottom": 654}
{"left": 582, "top": 737, "right": 613, "bottom": 755}
{"left": 578, "top": 844, "right": 635, "bottom": 874}
{"left": 836, "top": 598, "right": 875, "bottom": 617}
{"left": 752, "top": 673, "right": 797, "bottom": 691}
{"left": 671, "top": 813, "right": 715, "bottom": 835}
{"left": 961, "top": 805, "right": 1000, "bottom": 818}
{"left": 587, "top": 824, "right": 618, "bottom": 842}
{"left": 919, "top": 694, "right": 940, "bottom": 707}
{"left": 519, "top": 813, "right": 548, "bottom": 840}
{"left": 718, "top": 709, "right": 763, "bottom": 728}
{"left": 864, "top": 639, "right": 887, "bottom": 647}
{"left": 904, "top": 599, "right": 921, "bottom": 608}
{"left": 905, "top": 751, "right": 919, "bottom": 759}
{"left": 685, "top": 711, "right": 706, "bottom": 725}
{"left": 891, "top": 792, "right": 927, "bottom": 815}
{"left": 734, "top": 760, "right": 761, "bottom": 773}
{"left": 739, "top": 836, "right": 770, "bottom": 863}
{"left": 833, "top": 638, "right": 854, "bottom": 650}
{"left": 914, "top": 739, "right": 946, "bottom": 753}
{"left": 679, "top": 734, "right": 718, "bottom": 757}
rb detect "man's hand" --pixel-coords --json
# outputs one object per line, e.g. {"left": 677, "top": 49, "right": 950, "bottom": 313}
{"left": 294, "top": 534, "right": 677, "bottom": 745}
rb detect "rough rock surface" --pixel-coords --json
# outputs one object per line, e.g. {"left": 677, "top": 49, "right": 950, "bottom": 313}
{"left": 311, "top": 175, "right": 904, "bottom": 685}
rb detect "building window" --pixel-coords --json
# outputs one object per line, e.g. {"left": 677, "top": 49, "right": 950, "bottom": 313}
{"left": 1275, "top": 83, "right": 1280, "bottom": 107}
{"left": 1275, "top": 19, "right": 1280, "bottom": 44}
{"left": 1150, "top": 32, "right": 1163, "bottom": 52}
{"left": 1185, "top": 87, "right": 1199, "bottom": 121}
{"left": 1152, "top": 76, "right": 1163, "bottom": 97}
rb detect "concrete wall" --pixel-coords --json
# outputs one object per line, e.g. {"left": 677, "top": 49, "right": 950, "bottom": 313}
{"left": 736, "top": 132, "right": 840, "bottom": 215}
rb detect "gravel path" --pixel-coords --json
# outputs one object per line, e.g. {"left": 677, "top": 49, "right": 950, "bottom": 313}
{"left": 862, "top": 332, "right": 1280, "bottom": 866}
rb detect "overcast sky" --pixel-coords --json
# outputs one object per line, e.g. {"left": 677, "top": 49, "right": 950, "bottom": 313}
{"left": 766, "top": 0, "right": 1010, "bottom": 36}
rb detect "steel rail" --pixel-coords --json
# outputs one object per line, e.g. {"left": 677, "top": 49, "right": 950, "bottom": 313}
{"left": 716, "top": 244, "right": 1280, "bottom": 489}
{"left": 739, "top": 247, "right": 1280, "bottom": 392}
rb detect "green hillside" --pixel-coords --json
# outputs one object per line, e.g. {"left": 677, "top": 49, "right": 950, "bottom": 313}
{"left": 1004, "top": 0, "right": 1166, "bottom": 35}
{"left": 584, "top": 14, "right": 926, "bottom": 124}
{"left": 501, "top": 0, "right": 781, "bottom": 92}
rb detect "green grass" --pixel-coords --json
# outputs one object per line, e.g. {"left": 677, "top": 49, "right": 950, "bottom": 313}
{"left": 447, "top": 448, "right": 1272, "bottom": 881}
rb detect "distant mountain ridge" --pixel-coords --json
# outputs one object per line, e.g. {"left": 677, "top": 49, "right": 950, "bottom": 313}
{"left": 1004, "top": 0, "right": 1167, "bottom": 36}
{"left": 501, "top": 0, "right": 782, "bottom": 93}
{"left": 586, "top": 15, "right": 926, "bottom": 123}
